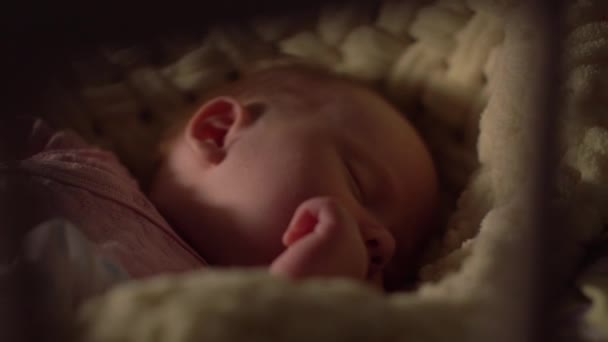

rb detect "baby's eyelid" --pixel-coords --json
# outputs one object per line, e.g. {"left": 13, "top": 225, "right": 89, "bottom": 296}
{"left": 346, "top": 162, "right": 365, "bottom": 203}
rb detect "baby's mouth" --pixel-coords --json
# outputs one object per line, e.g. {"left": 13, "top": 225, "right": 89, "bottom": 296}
{"left": 364, "top": 238, "right": 379, "bottom": 272}
{"left": 366, "top": 256, "right": 384, "bottom": 283}
{"left": 366, "top": 268, "right": 385, "bottom": 290}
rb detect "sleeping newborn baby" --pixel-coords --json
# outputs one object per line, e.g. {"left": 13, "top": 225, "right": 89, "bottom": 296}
{"left": 151, "top": 66, "right": 438, "bottom": 290}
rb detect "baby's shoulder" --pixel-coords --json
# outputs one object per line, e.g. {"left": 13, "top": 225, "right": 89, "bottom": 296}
{"left": 0, "top": 116, "right": 206, "bottom": 277}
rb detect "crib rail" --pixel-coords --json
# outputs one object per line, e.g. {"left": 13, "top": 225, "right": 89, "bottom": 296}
{"left": 518, "top": 0, "right": 564, "bottom": 341}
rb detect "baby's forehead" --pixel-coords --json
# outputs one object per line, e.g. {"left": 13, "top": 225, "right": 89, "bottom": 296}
{"left": 236, "top": 67, "right": 377, "bottom": 105}
{"left": 218, "top": 67, "right": 409, "bottom": 139}
{"left": 278, "top": 78, "right": 386, "bottom": 117}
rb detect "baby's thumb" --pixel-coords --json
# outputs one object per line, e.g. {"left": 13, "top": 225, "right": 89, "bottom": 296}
{"left": 282, "top": 197, "right": 356, "bottom": 247}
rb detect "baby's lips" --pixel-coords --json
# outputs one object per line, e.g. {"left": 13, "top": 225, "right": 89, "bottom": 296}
{"left": 360, "top": 223, "right": 396, "bottom": 273}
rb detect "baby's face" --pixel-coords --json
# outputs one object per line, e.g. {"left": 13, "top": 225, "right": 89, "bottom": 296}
{"left": 151, "top": 74, "right": 437, "bottom": 289}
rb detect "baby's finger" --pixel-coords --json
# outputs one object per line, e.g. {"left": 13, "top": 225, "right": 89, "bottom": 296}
{"left": 271, "top": 205, "right": 368, "bottom": 280}
{"left": 282, "top": 209, "right": 317, "bottom": 247}
{"left": 282, "top": 197, "right": 357, "bottom": 247}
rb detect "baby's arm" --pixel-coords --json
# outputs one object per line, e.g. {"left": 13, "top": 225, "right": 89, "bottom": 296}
{"left": 270, "top": 198, "right": 369, "bottom": 282}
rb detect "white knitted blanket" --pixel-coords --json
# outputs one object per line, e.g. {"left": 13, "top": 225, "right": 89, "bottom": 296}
{"left": 32, "top": 0, "right": 608, "bottom": 340}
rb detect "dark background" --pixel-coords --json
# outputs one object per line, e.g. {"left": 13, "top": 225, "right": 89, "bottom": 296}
{"left": 3, "top": 0, "right": 356, "bottom": 116}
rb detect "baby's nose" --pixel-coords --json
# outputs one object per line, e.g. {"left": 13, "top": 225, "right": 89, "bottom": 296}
{"left": 359, "top": 223, "right": 396, "bottom": 275}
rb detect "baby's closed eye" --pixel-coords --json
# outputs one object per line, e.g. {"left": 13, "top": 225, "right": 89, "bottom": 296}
{"left": 345, "top": 158, "right": 384, "bottom": 208}
{"left": 345, "top": 160, "right": 366, "bottom": 203}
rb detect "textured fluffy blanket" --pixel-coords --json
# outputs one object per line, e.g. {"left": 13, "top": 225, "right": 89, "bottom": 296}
{"left": 24, "top": 0, "right": 608, "bottom": 340}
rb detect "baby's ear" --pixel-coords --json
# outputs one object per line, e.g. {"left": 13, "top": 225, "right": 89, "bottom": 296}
{"left": 185, "top": 97, "right": 252, "bottom": 164}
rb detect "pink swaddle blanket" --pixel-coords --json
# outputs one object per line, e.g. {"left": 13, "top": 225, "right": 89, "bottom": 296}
{"left": 0, "top": 117, "right": 206, "bottom": 278}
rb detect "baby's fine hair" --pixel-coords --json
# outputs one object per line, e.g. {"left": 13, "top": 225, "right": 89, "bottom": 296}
{"left": 157, "top": 64, "right": 367, "bottom": 157}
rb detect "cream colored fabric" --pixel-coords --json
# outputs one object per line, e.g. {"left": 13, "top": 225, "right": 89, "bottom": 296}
{"left": 562, "top": 1, "right": 608, "bottom": 338}
{"left": 31, "top": 0, "right": 608, "bottom": 340}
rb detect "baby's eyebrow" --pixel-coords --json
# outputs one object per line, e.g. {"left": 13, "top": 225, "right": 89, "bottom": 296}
{"left": 370, "top": 159, "right": 396, "bottom": 211}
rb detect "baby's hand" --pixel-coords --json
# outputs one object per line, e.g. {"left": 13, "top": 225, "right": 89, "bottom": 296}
{"left": 269, "top": 197, "right": 369, "bottom": 282}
